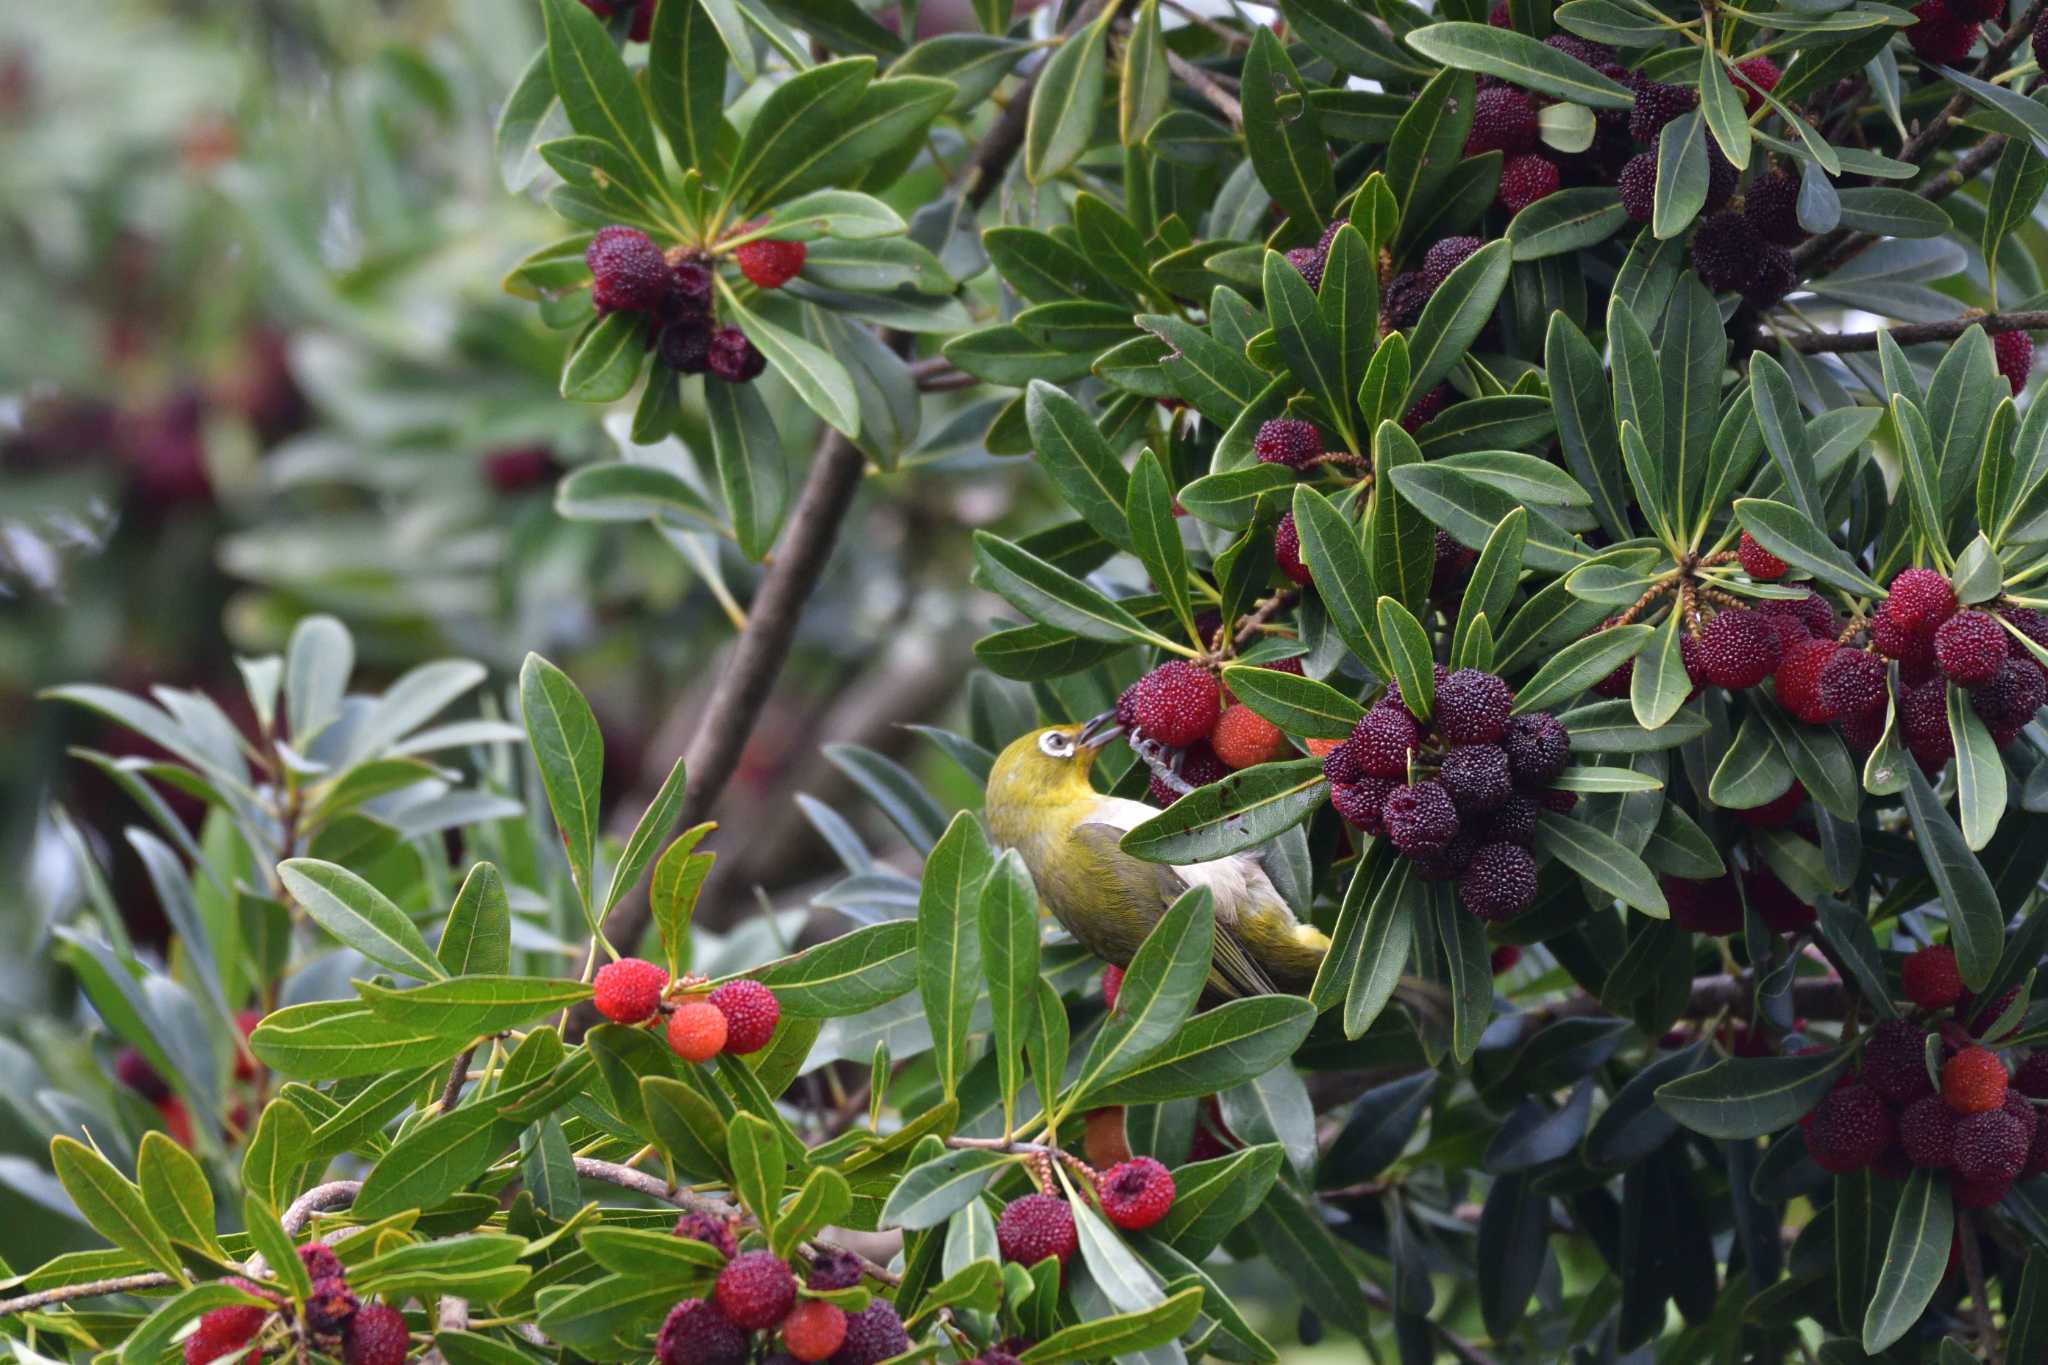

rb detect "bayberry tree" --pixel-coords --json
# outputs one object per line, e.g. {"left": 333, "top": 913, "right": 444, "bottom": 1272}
{"left": 16, "top": 0, "right": 2048, "bottom": 1359}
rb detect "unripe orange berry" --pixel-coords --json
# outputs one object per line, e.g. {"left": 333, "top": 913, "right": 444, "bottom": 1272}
{"left": 667, "top": 1002, "right": 728, "bottom": 1062}
{"left": 780, "top": 1300, "right": 847, "bottom": 1362}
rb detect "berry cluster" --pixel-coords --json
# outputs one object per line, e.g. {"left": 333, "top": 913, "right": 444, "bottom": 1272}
{"left": 1281, "top": 216, "right": 1354, "bottom": 293}
{"left": 1118, "top": 657, "right": 1302, "bottom": 800}
{"left": 1660, "top": 864, "right": 1816, "bottom": 937}
{"left": 1780, "top": 568, "right": 2048, "bottom": 771}
{"left": 1800, "top": 947, "right": 2044, "bottom": 1208}
{"left": 656, "top": 1241, "right": 897, "bottom": 1365}
{"left": 1594, "top": 586, "right": 1839, "bottom": 711}
{"left": 1319, "top": 666, "right": 1572, "bottom": 921}
{"left": 1906, "top": 0, "right": 1998, "bottom": 66}
{"left": 592, "top": 957, "right": 783, "bottom": 1064}
{"left": 583, "top": 226, "right": 772, "bottom": 383}
{"left": 1460, "top": 85, "right": 1560, "bottom": 213}
{"left": 993, "top": 1158, "right": 1176, "bottom": 1273}
{"left": 185, "top": 1245, "right": 408, "bottom": 1365}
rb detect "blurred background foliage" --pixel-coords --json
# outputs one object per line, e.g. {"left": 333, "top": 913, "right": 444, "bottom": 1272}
{"left": 0, "top": 0, "right": 1016, "bottom": 1271}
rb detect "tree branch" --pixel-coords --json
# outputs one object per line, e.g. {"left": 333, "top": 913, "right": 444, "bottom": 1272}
{"left": 1356, "top": 1282, "right": 1500, "bottom": 1365}
{"left": 1756, "top": 308, "right": 2048, "bottom": 355}
{"left": 1164, "top": 51, "right": 1243, "bottom": 128}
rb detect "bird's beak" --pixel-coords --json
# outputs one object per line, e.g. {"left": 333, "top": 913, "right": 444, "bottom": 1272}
{"left": 1078, "top": 710, "right": 1122, "bottom": 751}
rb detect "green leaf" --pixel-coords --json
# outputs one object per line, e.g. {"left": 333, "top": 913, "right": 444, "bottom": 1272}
{"left": 1219, "top": 665, "right": 1364, "bottom": 739}
{"left": 1068, "top": 889, "right": 1213, "bottom": 1106}
{"left": 1176, "top": 465, "right": 1296, "bottom": 530}
{"left": 1862, "top": 1170, "right": 1954, "bottom": 1353}
{"left": 971, "top": 532, "right": 1168, "bottom": 646}
{"left": 1652, "top": 111, "right": 1708, "bottom": 240}
{"left": 1508, "top": 187, "right": 1628, "bottom": 260}
{"left": 649, "top": 0, "right": 733, "bottom": 179}
{"left": 251, "top": 1002, "right": 464, "bottom": 1079}
{"left": 137, "top": 1132, "right": 219, "bottom": 1258}
{"left": 1291, "top": 485, "right": 1382, "bottom": 673}
{"left": 979, "top": 850, "right": 1041, "bottom": 1133}
{"left": 1154, "top": 1145, "right": 1286, "bottom": 1258}
{"left": 553, "top": 462, "right": 723, "bottom": 530}
{"left": 651, "top": 824, "right": 716, "bottom": 978}
{"left": 1027, "top": 380, "right": 1133, "bottom": 553}
{"left": 1902, "top": 761, "right": 2004, "bottom": 991}
{"left": 50, "top": 1137, "right": 184, "bottom": 1280}
{"left": 728, "top": 1112, "right": 787, "bottom": 1229}
{"left": 1948, "top": 687, "right": 2007, "bottom": 852}
{"left": 1735, "top": 499, "right": 1886, "bottom": 598}
{"left": 880, "top": 1149, "right": 1011, "bottom": 1230}
{"left": 1082, "top": 996, "right": 1316, "bottom": 1105}
{"left": 1404, "top": 22, "right": 1632, "bottom": 106}
{"left": 1377, "top": 596, "right": 1437, "bottom": 723}
{"left": 1119, "top": 757, "right": 1329, "bottom": 863}
{"left": 642, "top": 1076, "right": 730, "bottom": 1179}
{"left": 1126, "top": 451, "right": 1190, "bottom": 641}
{"left": 1404, "top": 240, "right": 1512, "bottom": 404}
{"left": 1372, "top": 424, "right": 1439, "bottom": 623}
{"left": 1697, "top": 44, "right": 1750, "bottom": 169}
{"left": 718, "top": 285, "right": 861, "bottom": 437}
{"left": 121, "top": 1282, "right": 271, "bottom": 1365}
{"left": 1630, "top": 609, "right": 1692, "bottom": 731}
{"left": 705, "top": 380, "right": 789, "bottom": 562}
{"left": 1655, "top": 1048, "right": 1849, "bottom": 1138}
{"left": 1535, "top": 812, "right": 1667, "bottom": 916}
{"left": 518, "top": 653, "right": 604, "bottom": 911}
{"left": 1242, "top": 29, "right": 1334, "bottom": 229}
{"left": 1262, "top": 250, "right": 1354, "bottom": 448}
{"left": 1431, "top": 883, "right": 1494, "bottom": 1063}
{"left": 753, "top": 920, "right": 918, "bottom": 1017}
{"left": 559, "top": 312, "right": 646, "bottom": 402}
{"left": 1512, "top": 623, "right": 1652, "bottom": 715}
{"left": 439, "top": 863, "right": 511, "bottom": 978}
{"left": 720, "top": 58, "right": 873, "bottom": 214}
{"left": 919, "top": 812, "right": 992, "bottom": 1100}
{"left": 540, "top": 0, "right": 667, "bottom": 215}
{"left": 1017, "top": 1285, "right": 1204, "bottom": 1363}
{"left": 1025, "top": 16, "right": 1108, "bottom": 182}
{"left": 358, "top": 975, "right": 593, "bottom": 1039}
{"left": 279, "top": 859, "right": 447, "bottom": 981}
{"left": 240, "top": 1098, "right": 313, "bottom": 1212}
{"left": 351, "top": 1095, "right": 523, "bottom": 1221}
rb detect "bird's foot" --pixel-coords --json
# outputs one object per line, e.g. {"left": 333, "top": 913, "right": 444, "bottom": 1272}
{"left": 1130, "top": 735, "right": 1196, "bottom": 796}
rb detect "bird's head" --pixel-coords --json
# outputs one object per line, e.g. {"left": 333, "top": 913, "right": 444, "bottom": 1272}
{"left": 986, "top": 715, "right": 1121, "bottom": 813}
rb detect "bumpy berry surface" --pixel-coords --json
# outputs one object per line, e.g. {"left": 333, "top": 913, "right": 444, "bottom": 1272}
{"left": 586, "top": 226, "right": 672, "bottom": 312}
{"left": 736, "top": 239, "right": 805, "bottom": 289}
{"left": 1996, "top": 329, "right": 2035, "bottom": 395}
{"left": 1352, "top": 706, "right": 1420, "bottom": 779}
{"left": 1386, "top": 664, "right": 1449, "bottom": 715}
{"left": 1775, "top": 638, "right": 1841, "bottom": 723}
{"left": 1899, "top": 1095, "right": 1957, "bottom": 1169}
{"left": 1421, "top": 236, "right": 1482, "bottom": 292}
{"left": 1252, "top": 418, "right": 1322, "bottom": 469}
{"left": 1502, "top": 712, "right": 1571, "bottom": 789}
{"left": 667, "top": 1002, "right": 729, "bottom": 1062}
{"left": 1973, "top": 658, "right": 2046, "bottom": 737}
{"left": 1432, "top": 529, "right": 1476, "bottom": 600}
{"left": 1400, "top": 382, "right": 1454, "bottom": 434}
{"left": 827, "top": 1305, "right": 911, "bottom": 1365}
{"left": 1099, "top": 1157, "right": 1176, "bottom": 1230}
{"left": 1211, "top": 704, "right": 1291, "bottom": 770}
{"left": 659, "top": 318, "right": 713, "bottom": 373}
{"left": 2015, "top": 1052, "right": 2048, "bottom": 1100}
{"left": 1697, "top": 608, "right": 1783, "bottom": 688}
{"left": 1439, "top": 744, "right": 1512, "bottom": 814}
{"left": 1665, "top": 874, "right": 1743, "bottom": 936}
{"left": 1690, "top": 211, "right": 1762, "bottom": 293}
{"left": 1147, "top": 743, "right": 1229, "bottom": 807}
{"left": 1129, "top": 661, "right": 1221, "bottom": 746}
{"left": 1863, "top": 1018, "right": 1938, "bottom": 1105}
{"left": 1869, "top": 608, "right": 1931, "bottom": 668}
{"left": 1737, "top": 531, "right": 1787, "bottom": 581}
{"left": 1465, "top": 85, "right": 1539, "bottom": 155}
{"left": 1285, "top": 245, "right": 1324, "bottom": 291}
{"left": 1383, "top": 781, "right": 1461, "bottom": 857}
{"left": 1414, "top": 831, "right": 1479, "bottom": 883}
{"left": 806, "top": 1249, "right": 864, "bottom": 1291}
{"left": 299, "top": 1244, "right": 344, "bottom": 1281}
{"left": 1320, "top": 740, "right": 1366, "bottom": 786}
{"left": 2037, "top": 8, "right": 2048, "bottom": 74}
{"left": 1459, "top": 841, "right": 1538, "bottom": 920}
{"left": 1745, "top": 245, "right": 1798, "bottom": 308}
{"left": 304, "top": 1277, "right": 359, "bottom": 1337}
{"left": 1944, "top": 1046, "right": 2008, "bottom": 1114}
{"left": 1730, "top": 55, "right": 1781, "bottom": 112}
{"left": 657, "top": 1299, "right": 748, "bottom": 1365}
{"left": 1966, "top": 983, "right": 2023, "bottom": 1039}
{"left": 673, "top": 1212, "right": 737, "bottom": 1259}
{"left": 1745, "top": 867, "right": 1815, "bottom": 933}
{"left": 1805, "top": 1083, "right": 1894, "bottom": 1173}
{"left": 1934, "top": 609, "right": 2009, "bottom": 686}
{"left": 708, "top": 979, "right": 780, "bottom": 1054}
{"left": 707, "top": 327, "right": 765, "bottom": 383}
{"left": 185, "top": 1306, "right": 268, "bottom": 1365}
{"left": 1618, "top": 153, "right": 1656, "bottom": 223}
{"left": 1908, "top": 0, "right": 1980, "bottom": 60}
{"left": 1743, "top": 170, "right": 1805, "bottom": 247}
{"left": 995, "top": 1194, "right": 1078, "bottom": 1266}
{"left": 1593, "top": 658, "right": 1634, "bottom": 698}
{"left": 1887, "top": 567, "right": 1958, "bottom": 631}
{"left": 593, "top": 957, "right": 669, "bottom": 1024}
{"left": 1382, "top": 271, "right": 1431, "bottom": 328}
{"left": 340, "top": 1305, "right": 408, "bottom": 1365}
{"left": 1762, "top": 589, "right": 1839, "bottom": 640}
{"left": 1902, "top": 944, "right": 1965, "bottom": 1009}
{"left": 1954, "top": 1107, "right": 2031, "bottom": 1182}
{"left": 1274, "top": 511, "right": 1311, "bottom": 585}
{"left": 1629, "top": 80, "right": 1697, "bottom": 143}
{"left": 715, "top": 1251, "right": 798, "bottom": 1331}
{"left": 1497, "top": 154, "right": 1560, "bottom": 212}
{"left": 1816, "top": 649, "right": 1887, "bottom": 720}
{"left": 1436, "top": 668, "right": 1514, "bottom": 743}
{"left": 781, "top": 1301, "right": 847, "bottom": 1363}
{"left": 1330, "top": 777, "right": 1396, "bottom": 834}
{"left": 673, "top": 259, "right": 714, "bottom": 311}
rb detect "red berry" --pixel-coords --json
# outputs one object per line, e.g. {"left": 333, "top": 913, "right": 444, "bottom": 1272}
{"left": 1619, "top": 153, "right": 1656, "bottom": 223}
{"left": 667, "top": 1002, "right": 729, "bottom": 1062}
{"left": 2016, "top": 1053, "right": 2048, "bottom": 1099}
{"left": 1944, "top": 1046, "right": 2008, "bottom": 1114}
{"left": 672, "top": 1212, "right": 737, "bottom": 1259}
{"left": 298, "top": 1244, "right": 344, "bottom": 1281}
{"left": 736, "top": 239, "right": 805, "bottom": 290}
{"left": 1099, "top": 1157, "right": 1175, "bottom": 1230}
{"left": 1211, "top": 704, "right": 1291, "bottom": 769}
{"left": 1593, "top": 658, "right": 1635, "bottom": 697}
{"left": 1501, "top": 712, "right": 1570, "bottom": 789}
{"left": 707, "top": 327, "right": 766, "bottom": 383}
{"left": 1804, "top": 1083, "right": 1894, "bottom": 1173}
{"left": 1934, "top": 609, "right": 2009, "bottom": 686}
{"left": 1629, "top": 79, "right": 1697, "bottom": 143}
{"left": 995, "top": 1194, "right": 1078, "bottom": 1266}
{"left": 1996, "top": 329, "right": 2035, "bottom": 396}
{"left": 1497, "top": 154, "right": 1560, "bottom": 213}
{"left": 1253, "top": 418, "right": 1323, "bottom": 470}
{"left": 1665, "top": 874, "right": 1743, "bottom": 936}
{"left": 1383, "top": 271, "right": 1431, "bottom": 328}
{"left": 1351, "top": 706, "right": 1421, "bottom": 779}
{"left": 1146, "top": 742, "right": 1229, "bottom": 807}
{"left": 1863, "top": 1018, "right": 1938, "bottom": 1105}
{"left": 1737, "top": 532, "right": 1787, "bottom": 581}
{"left": 1742, "top": 169, "right": 1805, "bottom": 249}
{"left": 659, "top": 317, "right": 714, "bottom": 374}
{"left": 1889, "top": 567, "right": 1959, "bottom": 631}
{"left": 708, "top": 979, "right": 780, "bottom": 1055}
{"left": 1330, "top": 776, "right": 1397, "bottom": 834}
{"left": 1439, "top": 744, "right": 1513, "bottom": 814}
{"left": 715, "top": 1251, "right": 797, "bottom": 1331}
{"left": 117, "top": 1047, "right": 170, "bottom": 1101}
{"left": 1730, "top": 55, "right": 1782, "bottom": 114}
{"left": 1128, "top": 661, "right": 1222, "bottom": 746}
{"left": 1383, "top": 781, "right": 1461, "bottom": 857}
{"left": 593, "top": 957, "right": 669, "bottom": 1025}
{"left": 656, "top": 1299, "right": 747, "bottom": 1365}
{"left": 1775, "top": 638, "right": 1841, "bottom": 724}
{"left": 1908, "top": 0, "right": 1980, "bottom": 62}
{"left": 1697, "top": 608, "right": 1784, "bottom": 688}
{"left": 1459, "top": 841, "right": 1538, "bottom": 921}
{"left": 806, "top": 1249, "right": 863, "bottom": 1291}
{"left": 1973, "top": 658, "right": 2047, "bottom": 739}
{"left": 1900, "top": 1095, "right": 1958, "bottom": 1169}
{"left": 304, "top": 1278, "right": 359, "bottom": 1337}
{"left": 1491, "top": 945, "right": 1523, "bottom": 974}
{"left": 1903, "top": 944, "right": 1965, "bottom": 1009}
{"left": 781, "top": 1301, "right": 847, "bottom": 1363}
{"left": 830, "top": 1303, "right": 908, "bottom": 1365}
{"left": 1870, "top": 608, "right": 1933, "bottom": 668}
{"left": 1745, "top": 867, "right": 1815, "bottom": 934}
{"left": 1816, "top": 649, "right": 1887, "bottom": 720}
{"left": 1274, "top": 511, "right": 1311, "bottom": 585}
{"left": 341, "top": 1305, "right": 408, "bottom": 1365}
{"left": 1422, "top": 236, "right": 1483, "bottom": 292}
{"left": 1431, "top": 529, "right": 1477, "bottom": 600}
{"left": 185, "top": 1305, "right": 269, "bottom": 1365}
{"left": 1955, "top": 1105, "right": 2031, "bottom": 1183}
{"left": 1400, "top": 381, "right": 1455, "bottom": 434}
{"left": 1284, "top": 245, "right": 1326, "bottom": 292}
{"left": 1101, "top": 964, "right": 1124, "bottom": 1011}
{"left": 586, "top": 226, "right": 672, "bottom": 313}
{"left": 1691, "top": 211, "right": 1763, "bottom": 294}
{"left": 1762, "top": 589, "right": 1840, "bottom": 640}
{"left": 1436, "top": 668, "right": 1515, "bottom": 744}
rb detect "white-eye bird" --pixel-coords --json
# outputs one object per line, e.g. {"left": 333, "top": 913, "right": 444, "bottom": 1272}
{"left": 983, "top": 717, "right": 1332, "bottom": 997}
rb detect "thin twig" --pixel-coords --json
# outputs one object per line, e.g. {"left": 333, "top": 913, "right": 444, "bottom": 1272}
{"left": 1755, "top": 308, "right": 2048, "bottom": 354}
{"left": 438, "top": 1045, "right": 478, "bottom": 1114}
{"left": 1165, "top": 50, "right": 1243, "bottom": 128}
{"left": 1158, "top": 0, "right": 1251, "bottom": 49}
{"left": 1356, "top": 1281, "right": 1500, "bottom": 1365}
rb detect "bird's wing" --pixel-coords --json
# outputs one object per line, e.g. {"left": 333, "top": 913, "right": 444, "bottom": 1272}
{"left": 1069, "top": 817, "right": 1279, "bottom": 999}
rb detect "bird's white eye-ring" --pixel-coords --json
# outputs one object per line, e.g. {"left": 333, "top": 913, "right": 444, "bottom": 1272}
{"left": 1039, "top": 731, "right": 1074, "bottom": 757}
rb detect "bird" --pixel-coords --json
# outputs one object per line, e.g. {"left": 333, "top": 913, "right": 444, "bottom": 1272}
{"left": 983, "top": 716, "right": 1331, "bottom": 998}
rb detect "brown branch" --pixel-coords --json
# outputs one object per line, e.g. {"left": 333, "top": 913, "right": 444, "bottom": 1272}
{"left": 1959, "top": 1211, "right": 2003, "bottom": 1364}
{"left": 1165, "top": 50, "right": 1243, "bottom": 129}
{"left": 1756, "top": 308, "right": 2048, "bottom": 355}
{"left": 438, "top": 1045, "right": 477, "bottom": 1114}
